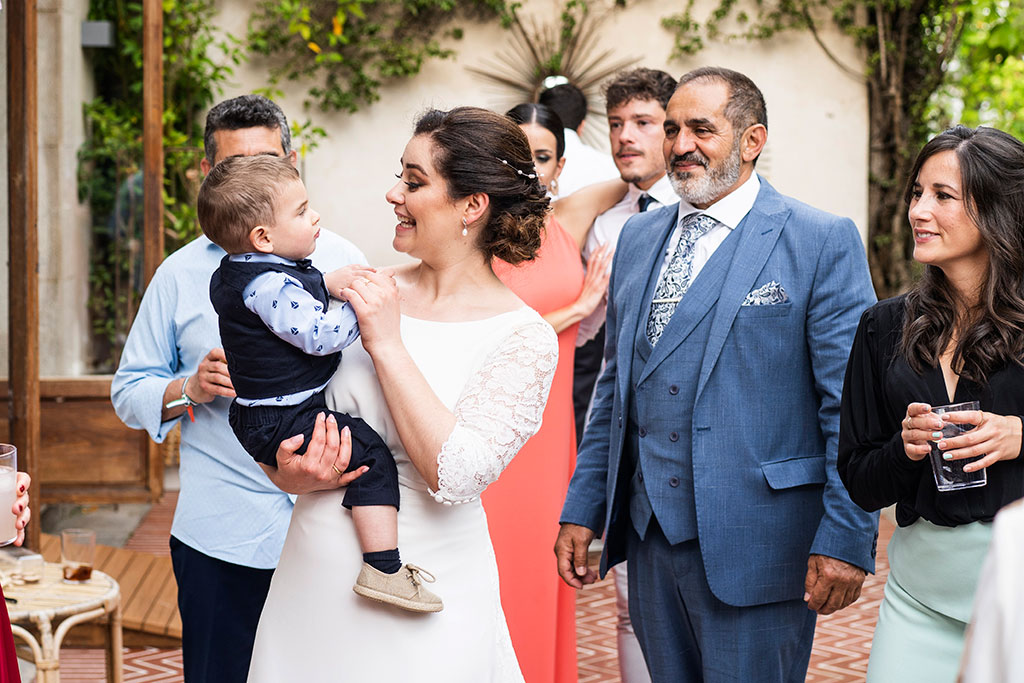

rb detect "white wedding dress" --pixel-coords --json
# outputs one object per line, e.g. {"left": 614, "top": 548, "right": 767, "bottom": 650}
{"left": 248, "top": 308, "right": 557, "bottom": 683}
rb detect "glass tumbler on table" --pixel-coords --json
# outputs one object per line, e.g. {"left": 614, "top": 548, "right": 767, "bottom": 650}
{"left": 61, "top": 528, "right": 97, "bottom": 582}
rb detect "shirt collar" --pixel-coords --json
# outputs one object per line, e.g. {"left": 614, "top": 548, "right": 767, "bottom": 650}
{"left": 678, "top": 172, "right": 760, "bottom": 231}
{"left": 628, "top": 174, "right": 680, "bottom": 211}
{"left": 228, "top": 252, "right": 301, "bottom": 266}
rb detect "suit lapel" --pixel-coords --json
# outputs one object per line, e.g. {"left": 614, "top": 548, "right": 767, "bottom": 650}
{"left": 616, "top": 207, "right": 680, "bottom": 382}
{"left": 695, "top": 184, "right": 789, "bottom": 398}
{"left": 637, "top": 228, "right": 736, "bottom": 384}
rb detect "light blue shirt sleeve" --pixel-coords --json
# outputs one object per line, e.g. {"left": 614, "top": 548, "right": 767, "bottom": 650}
{"left": 111, "top": 261, "right": 187, "bottom": 443}
{"left": 243, "top": 271, "right": 360, "bottom": 356}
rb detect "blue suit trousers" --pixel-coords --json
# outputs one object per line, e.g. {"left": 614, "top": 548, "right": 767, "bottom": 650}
{"left": 627, "top": 520, "right": 817, "bottom": 682}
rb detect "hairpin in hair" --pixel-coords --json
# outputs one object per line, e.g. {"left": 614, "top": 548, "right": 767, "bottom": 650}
{"left": 498, "top": 158, "right": 537, "bottom": 180}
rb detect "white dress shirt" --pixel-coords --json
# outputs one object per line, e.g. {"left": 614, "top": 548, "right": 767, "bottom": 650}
{"left": 577, "top": 175, "right": 678, "bottom": 343}
{"left": 556, "top": 129, "right": 620, "bottom": 197}
{"left": 655, "top": 173, "right": 761, "bottom": 284}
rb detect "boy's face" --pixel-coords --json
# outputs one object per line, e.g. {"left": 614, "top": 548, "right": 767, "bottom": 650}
{"left": 258, "top": 179, "right": 321, "bottom": 261}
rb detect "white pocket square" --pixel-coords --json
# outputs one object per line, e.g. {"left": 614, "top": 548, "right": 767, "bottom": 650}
{"left": 742, "top": 280, "right": 788, "bottom": 306}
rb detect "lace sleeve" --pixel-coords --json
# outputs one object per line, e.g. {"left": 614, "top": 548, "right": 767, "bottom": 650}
{"left": 430, "top": 320, "right": 558, "bottom": 504}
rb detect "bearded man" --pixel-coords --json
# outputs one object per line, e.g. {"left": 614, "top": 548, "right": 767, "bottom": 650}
{"left": 555, "top": 67, "right": 879, "bottom": 682}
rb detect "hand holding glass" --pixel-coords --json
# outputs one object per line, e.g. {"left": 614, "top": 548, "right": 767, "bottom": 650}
{"left": 928, "top": 401, "right": 987, "bottom": 492}
{"left": 0, "top": 445, "right": 18, "bottom": 546}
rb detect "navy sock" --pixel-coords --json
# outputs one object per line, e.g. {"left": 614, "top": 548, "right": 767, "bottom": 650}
{"left": 364, "top": 548, "right": 401, "bottom": 574}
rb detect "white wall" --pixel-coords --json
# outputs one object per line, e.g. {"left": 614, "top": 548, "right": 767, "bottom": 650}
{"left": 1, "top": 0, "right": 868, "bottom": 375}
{"left": 214, "top": 0, "right": 869, "bottom": 267}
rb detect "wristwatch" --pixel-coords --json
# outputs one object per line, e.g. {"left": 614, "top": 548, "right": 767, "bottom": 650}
{"left": 165, "top": 375, "right": 198, "bottom": 421}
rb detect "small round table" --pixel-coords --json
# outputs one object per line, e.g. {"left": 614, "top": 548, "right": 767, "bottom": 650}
{"left": 5, "top": 563, "right": 123, "bottom": 682}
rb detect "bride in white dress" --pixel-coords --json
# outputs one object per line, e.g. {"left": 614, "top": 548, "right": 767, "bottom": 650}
{"left": 248, "top": 107, "right": 558, "bottom": 683}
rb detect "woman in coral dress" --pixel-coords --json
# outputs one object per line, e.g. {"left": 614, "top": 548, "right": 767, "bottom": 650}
{"left": 486, "top": 103, "right": 622, "bottom": 683}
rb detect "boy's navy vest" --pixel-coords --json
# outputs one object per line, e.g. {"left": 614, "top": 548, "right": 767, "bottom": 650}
{"left": 210, "top": 256, "right": 340, "bottom": 399}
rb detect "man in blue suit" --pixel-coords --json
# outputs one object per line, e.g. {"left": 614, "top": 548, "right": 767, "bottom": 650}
{"left": 556, "top": 67, "right": 879, "bottom": 681}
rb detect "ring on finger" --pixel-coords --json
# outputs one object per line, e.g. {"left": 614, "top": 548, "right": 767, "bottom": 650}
{"left": 904, "top": 417, "right": 912, "bottom": 429}
{"left": 332, "top": 465, "right": 343, "bottom": 476}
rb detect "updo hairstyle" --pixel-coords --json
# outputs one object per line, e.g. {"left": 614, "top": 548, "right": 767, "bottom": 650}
{"left": 413, "top": 107, "right": 549, "bottom": 265}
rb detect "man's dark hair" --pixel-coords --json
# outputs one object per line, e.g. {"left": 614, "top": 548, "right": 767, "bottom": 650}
{"left": 203, "top": 94, "right": 292, "bottom": 164}
{"left": 538, "top": 83, "right": 588, "bottom": 131}
{"left": 602, "top": 68, "right": 677, "bottom": 113}
{"left": 676, "top": 66, "right": 768, "bottom": 132}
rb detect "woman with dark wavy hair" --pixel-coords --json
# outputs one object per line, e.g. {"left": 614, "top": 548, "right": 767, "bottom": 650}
{"left": 838, "top": 125, "right": 1024, "bottom": 682}
{"left": 248, "top": 107, "right": 559, "bottom": 682}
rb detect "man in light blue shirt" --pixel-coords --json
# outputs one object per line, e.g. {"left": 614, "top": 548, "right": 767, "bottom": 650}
{"left": 111, "top": 95, "right": 366, "bottom": 683}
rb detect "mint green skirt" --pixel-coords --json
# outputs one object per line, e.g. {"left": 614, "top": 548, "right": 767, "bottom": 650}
{"left": 866, "top": 518, "right": 992, "bottom": 683}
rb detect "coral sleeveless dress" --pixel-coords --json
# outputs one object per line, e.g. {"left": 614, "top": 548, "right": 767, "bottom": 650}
{"left": 488, "top": 217, "right": 584, "bottom": 683}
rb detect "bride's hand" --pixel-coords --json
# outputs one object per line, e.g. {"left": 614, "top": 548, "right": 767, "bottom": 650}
{"left": 343, "top": 271, "right": 401, "bottom": 355}
{"left": 268, "top": 413, "right": 367, "bottom": 494}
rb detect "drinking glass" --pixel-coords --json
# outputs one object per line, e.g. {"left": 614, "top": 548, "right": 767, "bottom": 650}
{"left": 928, "top": 401, "right": 987, "bottom": 492}
{"left": 0, "top": 445, "right": 18, "bottom": 546}
{"left": 61, "top": 528, "right": 96, "bottom": 582}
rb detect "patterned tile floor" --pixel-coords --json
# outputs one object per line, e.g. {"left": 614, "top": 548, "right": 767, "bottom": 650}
{"left": 51, "top": 495, "right": 893, "bottom": 682}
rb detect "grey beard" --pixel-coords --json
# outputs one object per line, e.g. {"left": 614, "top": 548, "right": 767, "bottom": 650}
{"left": 669, "top": 144, "right": 741, "bottom": 206}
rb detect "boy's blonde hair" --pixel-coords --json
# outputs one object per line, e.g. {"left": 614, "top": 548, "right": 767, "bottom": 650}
{"left": 198, "top": 155, "right": 300, "bottom": 253}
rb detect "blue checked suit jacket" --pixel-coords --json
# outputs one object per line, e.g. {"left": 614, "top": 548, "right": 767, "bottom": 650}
{"left": 561, "top": 177, "right": 879, "bottom": 607}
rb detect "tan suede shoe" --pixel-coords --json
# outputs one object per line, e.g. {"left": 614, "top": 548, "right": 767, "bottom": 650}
{"left": 353, "top": 563, "right": 444, "bottom": 613}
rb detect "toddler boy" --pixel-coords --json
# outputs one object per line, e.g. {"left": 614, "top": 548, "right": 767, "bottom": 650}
{"left": 197, "top": 154, "right": 441, "bottom": 613}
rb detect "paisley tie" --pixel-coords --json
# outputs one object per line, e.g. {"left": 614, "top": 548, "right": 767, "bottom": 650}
{"left": 645, "top": 213, "right": 719, "bottom": 345}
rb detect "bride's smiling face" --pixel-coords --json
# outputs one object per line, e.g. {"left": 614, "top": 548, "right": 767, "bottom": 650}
{"left": 386, "top": 134, "right": 466, "bottom": 259}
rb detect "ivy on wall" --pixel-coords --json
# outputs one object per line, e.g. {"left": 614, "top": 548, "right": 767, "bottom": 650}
{"left": 79, "top": 0, "right": 244, "bottom": 370}
{"left": 246, "top": 0, "right": 518, "bottom": 113}
{"left": 657, "top": 1, "right": 998, "bottom": 299}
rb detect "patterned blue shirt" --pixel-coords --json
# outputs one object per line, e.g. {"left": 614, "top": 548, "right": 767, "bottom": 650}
{"left": 111, "top": 233, "right": 366, "bottom": 568}
{"left": 231, "top": 253, "right": 361, "bottom": 406}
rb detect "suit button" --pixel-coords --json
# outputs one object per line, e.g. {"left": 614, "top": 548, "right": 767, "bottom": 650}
{"left": 669, "top": 476, "right": 680, "bottom": 488}
{"left": 669, "top": 432, "right": 679, "bottom": 442}
{"left": 638, "top": 426, "right": 647, "bottom": 437}
{"left": 638, "top": 472, "right": 644, "bottom": 483}
{"left": 618, "top": 417, "right": 622, "bottom": 427}
{"left": 669, "top": 385, "right": 679, "bottom": 395}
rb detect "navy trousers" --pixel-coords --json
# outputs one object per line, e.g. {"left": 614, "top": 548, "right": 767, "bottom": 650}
{"left": 626, "top": 520, "right": 817, "bottom": 683}
{"left": 169, "top": 536, "right": 274, "bottom": 683}
{"left": 228, "top": 391, "right": 400, "bottom": 510}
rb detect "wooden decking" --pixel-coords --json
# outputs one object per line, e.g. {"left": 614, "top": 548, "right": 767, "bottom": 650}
{"left": 39, "top": 533, "right": 181, "bottom": 647}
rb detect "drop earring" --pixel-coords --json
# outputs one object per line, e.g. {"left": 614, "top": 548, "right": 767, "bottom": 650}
{"left": 461, "top": 217, "right": 468, "bottom": 237}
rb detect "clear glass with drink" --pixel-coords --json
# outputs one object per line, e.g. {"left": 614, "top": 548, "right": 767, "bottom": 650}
{"left": 0, "top": 445, "right": 18, "bottom": 546}
{"left": 928, "top": 401, "right": 988, "bottom": 492}
{"left": 61, "top": 528, "right": 96, "bottom": 582}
